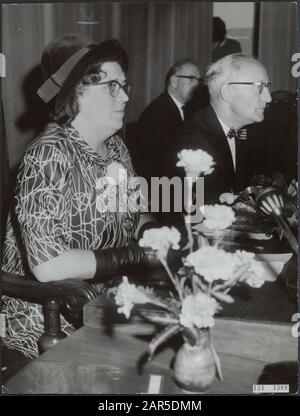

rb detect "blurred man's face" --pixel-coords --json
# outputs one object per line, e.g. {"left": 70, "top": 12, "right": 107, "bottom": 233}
{"left": 173, "top": 63, "right": 201, "bottom": 104}
{"left": 228, "top": 61, "right": 272, "bottom": 126}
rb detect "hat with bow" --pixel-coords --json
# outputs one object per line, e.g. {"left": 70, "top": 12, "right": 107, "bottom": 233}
{"left": 37, "top": 32, "right": 128, "bottom": 113}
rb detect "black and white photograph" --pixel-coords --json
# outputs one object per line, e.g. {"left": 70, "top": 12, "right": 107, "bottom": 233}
{"left": 0, "top": 1, "right": 298, "bottom": 396}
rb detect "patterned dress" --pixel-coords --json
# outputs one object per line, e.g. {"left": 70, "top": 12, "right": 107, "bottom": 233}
{"left": 1, "top": 123, "right": 140, "bottom": 358}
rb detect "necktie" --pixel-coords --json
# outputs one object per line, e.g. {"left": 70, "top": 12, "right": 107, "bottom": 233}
{"left": 227, "top": 128, "right": 247, "bottom": 140}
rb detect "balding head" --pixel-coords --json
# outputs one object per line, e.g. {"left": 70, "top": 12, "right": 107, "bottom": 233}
{"left": 205, "top": 54, "right": 265, "bottom": 99}
{"left": 205, "top": 54, "right": 272, "bottom": 128}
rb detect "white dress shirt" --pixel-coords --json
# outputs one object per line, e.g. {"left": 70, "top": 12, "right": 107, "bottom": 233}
{"left": 216, "top": 115, "right": 236, "bottom": 171}
{"left": 168, "top": 92, "right": 185, "bottom": 121}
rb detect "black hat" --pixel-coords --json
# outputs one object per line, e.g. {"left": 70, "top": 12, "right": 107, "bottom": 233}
{"left": 37, "top": 33, "right": 128, "bottom": 113}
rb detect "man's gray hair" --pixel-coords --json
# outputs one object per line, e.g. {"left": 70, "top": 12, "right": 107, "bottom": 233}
{"left": 205, "top": 53, "right": 261, "bottom": 98}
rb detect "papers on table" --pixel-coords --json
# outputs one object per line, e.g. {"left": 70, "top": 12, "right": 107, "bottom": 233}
{"left": 192, "top": 222, "right": 273, "bottom": 240}
{"left": 255, "top": 252, "right": 293, "bottom": 282}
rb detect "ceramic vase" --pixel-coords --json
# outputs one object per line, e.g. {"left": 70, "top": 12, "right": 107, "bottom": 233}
{"left": 173, "top": 329, "right": 216, "bottom": 393}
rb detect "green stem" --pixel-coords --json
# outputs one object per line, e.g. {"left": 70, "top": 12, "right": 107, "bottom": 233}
{"left": 147, "top": 298, "right": 176, "bottom": 314}
{"left": 185, "top": 178, "right": 194, "bottom": 254}
{"left": 161, "top": 259, "right": 183, "bottom": 302}
{"left": 214, "top": 232, "right": 223, "bottom": 248}
{"left": 209, "top": 331, "right": 223, "bottom": 381}
{"left": 183, "top": 326, "right": 199, "bottom": 346}
{"left": 191, "top": 274, "right": 197, "bottom": 293}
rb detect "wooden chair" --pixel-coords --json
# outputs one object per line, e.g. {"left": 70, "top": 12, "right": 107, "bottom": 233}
{"left": 2, "top": 271, "right": 98, "bottom": 354}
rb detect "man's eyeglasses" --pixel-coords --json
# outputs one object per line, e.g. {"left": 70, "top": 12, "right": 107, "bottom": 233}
{"left": 175, "top": 75, "right": 202, "bottom": 83}
{"left": 227, "top": 82, "right": 272, "bottom": 94}
{"left": 96, "top": 80, "right": 131, "bottom": 97}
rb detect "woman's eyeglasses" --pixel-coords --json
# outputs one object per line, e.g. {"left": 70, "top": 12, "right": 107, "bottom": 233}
{"left": 227, "top": 82, "right": 272, "bottom": 94}
{"left": 96, "top": 80, "right": 131, "bottom": 97}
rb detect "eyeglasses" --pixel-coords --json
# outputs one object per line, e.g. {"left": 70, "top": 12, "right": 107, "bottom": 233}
{"left": 227, "top": 82, "right": 272, "bottom": 94}
{"left": 96, "top": 80, "right": 131, "bottom": 97}
{"left": 175, "top": 75, "right": 202, "bottom": 83}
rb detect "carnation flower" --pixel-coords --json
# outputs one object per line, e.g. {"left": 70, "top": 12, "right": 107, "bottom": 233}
{"left": 139, "top": 226, "right": 180, "bottom": 261}
{"left": 96, "top": 163, "right": 127, "bottom": 213}
{"left": 96, "top": 177, "right": 117, "bottom": 213}
{"left": 176, "top": 149, "right": 215, "bottom": 181}
{"left": 179, "top": 292, "right": 219, "bottom": 328}
{"left": 202, "top": 204, "right": 236, "bottom": 230}
{"left": 244, "top": 272, "right": 265, "bottom": 288}
{"left": 234, "top": 250, "right": 255, "bottom": 264}
{"left": 115, "top": 276, "right": 153, "bottom": 318}
{"left": 219, "top": 192, "right": 237, "bottom": 205}
{"left": 233, "top": 250, "right": 265, "bottom": 287}
{"left": 185, "top": 246, "right": 238, "bottom": 282}
{"left": 106, "top": 161, "right": 127, "bottom": 185}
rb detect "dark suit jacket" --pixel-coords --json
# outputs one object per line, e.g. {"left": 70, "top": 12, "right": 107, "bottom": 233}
{"left": 136, "top": 91, "right": 184, "bottom": 182}
{"left": 165, "top": 105, "right": 253, "bottom": 205}
{"left": 212, "top": 38, "right": 242, "bottom": 63}
{"left": 247, "top": 97, "right": 297, "bottom": 182}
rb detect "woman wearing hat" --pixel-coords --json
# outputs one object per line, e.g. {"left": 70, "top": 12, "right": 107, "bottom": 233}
{"left": 2, "top": 33, "right": 159, "bottom": 358}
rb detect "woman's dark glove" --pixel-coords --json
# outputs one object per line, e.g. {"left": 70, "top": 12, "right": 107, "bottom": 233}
{"left": 92, "top": 243, "right": 161, "bottom": 282}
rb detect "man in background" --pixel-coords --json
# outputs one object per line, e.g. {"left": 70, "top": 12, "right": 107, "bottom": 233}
{"left": 135, "top": 59, "right": 201, "bottom": 183}
{"left": 212, "top": 17, "right": 242, "bottom": 62}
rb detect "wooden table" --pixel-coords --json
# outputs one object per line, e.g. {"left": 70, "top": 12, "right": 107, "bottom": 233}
{"left": 4, "top": 294, "right": 297, "bottom": 394}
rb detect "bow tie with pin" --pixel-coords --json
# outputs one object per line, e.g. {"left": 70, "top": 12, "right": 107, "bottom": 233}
{"left": 227, "top": 128, "right": 247, "bottom": 140}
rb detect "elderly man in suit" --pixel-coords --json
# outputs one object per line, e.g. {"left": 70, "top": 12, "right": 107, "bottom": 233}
{"left": 168, "top": 53, "right": 272, "bottom": 210}
{"left": 136, "top": 59, "right": 201, "bottom": 183}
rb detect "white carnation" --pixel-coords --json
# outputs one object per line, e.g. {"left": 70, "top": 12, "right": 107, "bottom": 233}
{"left": 179, "top": 292, "right": 218, "bottom": 329}
{"left": 176, "top": 149, "right": 215, "bottom": 181}
{"left": 106, "top": 161, "right": 127, "bottom": 185}
{"left": 139, "top": 226, "right": 180, "bottom": 260}
{"left": 185, "top": 246, "right": 238, "bottom": 282}
{"left": 203, "top": 204, "right": 236, "bottom": 230}
{"left": 219, "top": 192, "right": 237, "bottom": 205}
{"left": 233, "top": 250, "right": 265, "bottom": 288}
{"left": 115, "top": 276, "right": 152, "bottom": 318}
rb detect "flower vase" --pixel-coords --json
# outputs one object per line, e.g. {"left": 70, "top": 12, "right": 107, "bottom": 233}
{"left": 173, "top": 329, "right": 216, "bottom": 393}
